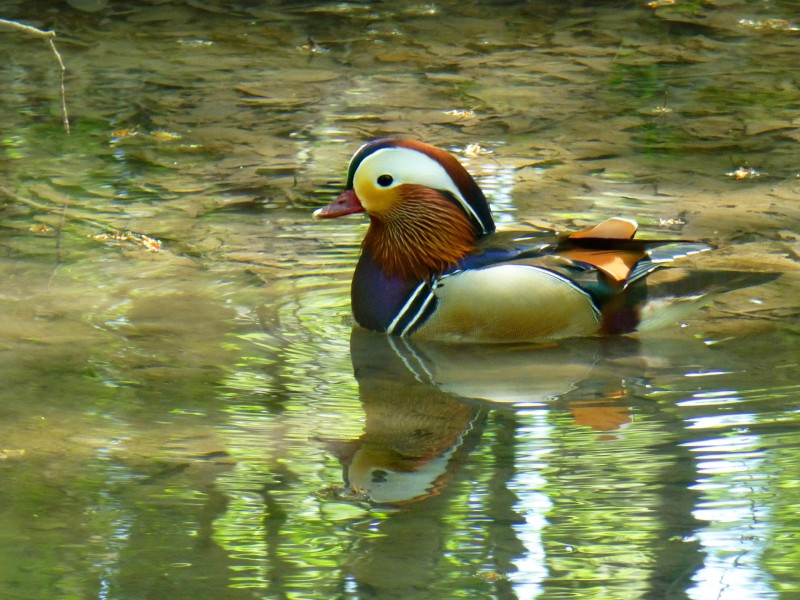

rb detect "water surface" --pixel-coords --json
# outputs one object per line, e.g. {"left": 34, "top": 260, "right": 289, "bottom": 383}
{"left": 1, "top": 1, "right": 798, "bottom": 599}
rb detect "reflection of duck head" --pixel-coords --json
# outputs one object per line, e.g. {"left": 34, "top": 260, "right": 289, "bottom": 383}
{"left": 344, "top": 439, "right": 461, "bottom": 505}
{"left": 319, "top": 329, "right": 487, "bottom": 505}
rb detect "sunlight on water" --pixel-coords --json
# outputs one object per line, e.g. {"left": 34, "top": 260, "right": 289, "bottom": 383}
{"left": 464, "top": 154, "right": 520, "bottom": 226}
{"left": 673, "top": 380, "right": 800, "bottom": 600}
{"left": 509, "top": 414, "right": 551, "bottom": 599}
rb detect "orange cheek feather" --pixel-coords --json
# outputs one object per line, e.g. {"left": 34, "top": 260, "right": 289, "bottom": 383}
{"left": 363, "top": 185, "right": 477, "bottom": 281}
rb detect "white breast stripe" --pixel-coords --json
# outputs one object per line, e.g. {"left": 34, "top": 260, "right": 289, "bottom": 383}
{"left": 397, "top": 289, "right": 436, "bottom": 336}
{"left": 386, "top": 281, "right": 428, "bottom": 335}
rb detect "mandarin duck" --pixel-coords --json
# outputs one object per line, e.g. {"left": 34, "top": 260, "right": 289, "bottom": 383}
{"left": 314, "top": 138, "right": 714, "bottom": 343}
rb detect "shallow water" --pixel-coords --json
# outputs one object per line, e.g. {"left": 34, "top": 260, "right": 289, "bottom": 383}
{"left": 1, "top": 1, "right": 799, "bottom": 599}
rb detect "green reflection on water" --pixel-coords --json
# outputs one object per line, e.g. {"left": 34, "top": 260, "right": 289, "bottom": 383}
{"left": 1, "top": 0, "right": 799, "bottom": 599}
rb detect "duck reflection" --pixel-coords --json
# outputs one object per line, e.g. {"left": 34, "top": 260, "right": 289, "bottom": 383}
{"left": 324, "top": 329, "right": 487, "bottom": 505}
{"left": 321, "top": 329, "right": 705, "bottom": 599}
{"left": 325, "top": 328, "right": 645, "bottom": 505}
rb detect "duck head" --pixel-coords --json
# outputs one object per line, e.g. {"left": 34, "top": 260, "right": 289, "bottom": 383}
{"left": 315, "top": 138, "right": 495, "bottom": 281}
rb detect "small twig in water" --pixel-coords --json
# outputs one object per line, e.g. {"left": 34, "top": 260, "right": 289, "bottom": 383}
{"left": 0, "top": 18, "right": 71, "bottom": 134}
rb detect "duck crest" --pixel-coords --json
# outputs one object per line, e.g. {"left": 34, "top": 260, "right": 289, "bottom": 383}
{"left": 363, "top": 185, "right": 477, "bottom": 282}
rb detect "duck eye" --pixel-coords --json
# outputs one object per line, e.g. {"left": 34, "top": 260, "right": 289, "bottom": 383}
{"left": 376, "top": 174, "right": 394, "bottom": 187}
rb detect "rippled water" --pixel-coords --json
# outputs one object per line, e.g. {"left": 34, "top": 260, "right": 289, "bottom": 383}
{"left": 1, "top": 1, "right": 798, "bottom": 599}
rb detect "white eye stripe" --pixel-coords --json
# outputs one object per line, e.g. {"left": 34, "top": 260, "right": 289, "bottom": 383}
{"left": 354, "top": 146, "right": 476, "bottom": 216}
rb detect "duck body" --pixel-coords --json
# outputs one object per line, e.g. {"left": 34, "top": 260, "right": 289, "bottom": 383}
{"left": 315, "top": 138, "right": 711, "bottom": 343}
